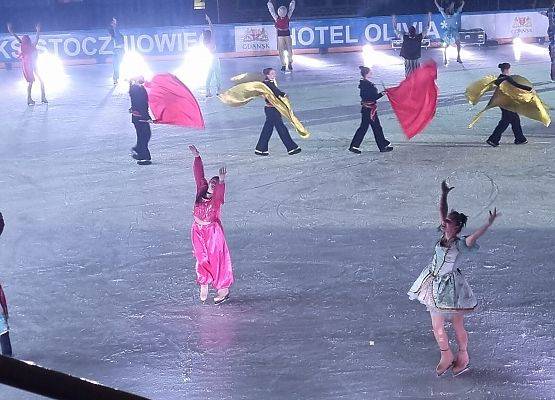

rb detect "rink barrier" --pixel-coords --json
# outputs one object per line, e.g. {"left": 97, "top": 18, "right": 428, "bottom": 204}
{"left": 0, "top": 355, "right": 150, "bottom": 400}
{"left": 0, "top": 8, "right": 550, "bottom": 68}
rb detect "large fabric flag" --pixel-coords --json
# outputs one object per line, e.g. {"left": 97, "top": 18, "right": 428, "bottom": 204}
{"left": 145, "top": 74, "right": 205, "bottom": 129}
{"left": 465, "top": 75, "right": 551, "bottom": 128}
{"left": 218, "top": 80, "right": 310, "bottom": 138}
{"left": 385, "top": 61, "right": 438, "bottom": 139}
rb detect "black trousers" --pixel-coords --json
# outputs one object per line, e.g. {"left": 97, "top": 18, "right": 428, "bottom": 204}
{"left": 133, "top": 121, "right": 152, "bottom": 160}
{"left": 256, "top": 107, "right": 298, "bottom": 153}
{"left": 350, "top": 108, "right": 390, "bottom": 150}
{"left": 1, "top": 332, "right": 12, "bottom": 356}
{"left": 549, "top": 38, "right": 555, "bottom": 80}
{"left": 488, "top": 108, "right": 527, "bottom": 145}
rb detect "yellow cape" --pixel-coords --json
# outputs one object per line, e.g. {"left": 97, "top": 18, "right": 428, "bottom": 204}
{"left": 218, "top": 80, "right": 310, "bottom": 138}
{"left": 465, "top": 75, "right": 551, "bottom": 128}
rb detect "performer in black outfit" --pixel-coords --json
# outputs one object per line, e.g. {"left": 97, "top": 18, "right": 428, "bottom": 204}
{"left": 540, "top": 1, "right": 555, "bottom": 81}
{"left": 392, "top": 12, "right": 431, "bottom": 77}
{"left": 486, "top": 63, "right": 531, "bottom": 147}
{"left": 349, "top": 66, "right": 393, "bottom": 154}
{"left": 108, "top": 18, "right": 125, "bottom": 85}
{"left": 255, "top": 68, "right": 301, "bottom": 156}
{"left": 129, "top": 77, "right": 153, "bottom": 165}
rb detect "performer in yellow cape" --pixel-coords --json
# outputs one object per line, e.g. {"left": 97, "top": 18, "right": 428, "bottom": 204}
{"left": 218, "top": 68, "right": 309, "bottom": 156}
{"left": 465, "top": 62, "right": 550, "bottom": 147}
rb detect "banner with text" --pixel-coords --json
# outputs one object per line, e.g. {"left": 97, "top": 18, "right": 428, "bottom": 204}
{"left": 0, "top": 9, "right": 550, "bottom": 64}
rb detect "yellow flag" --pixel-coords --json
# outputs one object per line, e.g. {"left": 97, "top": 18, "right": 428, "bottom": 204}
{"left": 218, "top": 81, "right": 310, "bottom": 138}
{"left": 467, "top": 75, "right": 551, "bottom": 128}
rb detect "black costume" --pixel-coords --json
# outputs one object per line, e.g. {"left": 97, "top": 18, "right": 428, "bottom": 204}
{"left": 350, "top": 79, "right": 391, "bottom": 152}
{"left": 400, "top": 33, "right": 423, "bottom": 77}
{"left": 129, "top": 83, "right": 152, "bottom": 162}
{"left": 255, "top": 78, "right": 300, "bottom": 155}
{"left": 487, "top": 74, "right": 531, "bottom": 146}
{"left": 542, "top": 6, "right": 555, "bottom": 80}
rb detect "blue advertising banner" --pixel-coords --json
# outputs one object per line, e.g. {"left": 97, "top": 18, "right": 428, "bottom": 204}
{"left": 0, "top": 10, "right": 548, "bottom": 64}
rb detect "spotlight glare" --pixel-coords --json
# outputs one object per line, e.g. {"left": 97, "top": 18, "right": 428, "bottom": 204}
{"left": 120, "top": 51, "right": 153, "bottom": 82}
{"left": 174, "top": 44, "right": 213, "bottom": 90}
{"left": 362, "top": 44, "right": 401, "bottom": 67}
{"left": 292, "top": 54, "right": 329, "bottom": 68}
{"left": 35, "top": 52, "right": 68, "bottom": 93}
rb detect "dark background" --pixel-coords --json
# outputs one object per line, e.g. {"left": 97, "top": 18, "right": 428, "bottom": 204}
{"left": 0, "top": 0, "right": 553, "bottom": 32}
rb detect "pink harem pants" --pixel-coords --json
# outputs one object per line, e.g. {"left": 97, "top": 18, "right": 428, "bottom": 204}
{"left": 191, "top": 221, "right": 233, "bottom": 290}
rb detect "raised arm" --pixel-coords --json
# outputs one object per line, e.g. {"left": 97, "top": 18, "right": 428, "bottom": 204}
{"left": 189, "top": 145, "right": 208, "bottom": 193}
{"left": 287, "top": 0, "right": 296, "bottom": 19}
{"left": 423, "top": 12, "right": 432, "bottom": 36}
{"left": 34, "top": 23, "right": 41, "bottom": 46}
{"left": 465, "top": 208, "right": 499, "bottom": 247}
{"left": 212, "top": 166, "right": 227, "bottom": 204}
{"left": 6, "top": 23, "right": 22, "bottom": 43}
{"left": 267, "top": 1, "right": 278, "bottom": 21}
{"left": 391, "top": 15, "right": 403, "bottom": 37}
{"left": 440, "top": 180, "right": 454, "bottom": 223}
{"left": 205, "top": 14, "right": 213, "bottom": 31}
{"left": 456, "top": 1, "right": 465, "bottom": 13}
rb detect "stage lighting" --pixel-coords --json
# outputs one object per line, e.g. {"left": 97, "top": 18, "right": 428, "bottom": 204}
{"left": 513, "top": 37, "right": 523, "bottom": 61}
{"left": 120, "top": 51, "right": 153, "bottom": 82}
{"left": 36, "top": 52, "right": 68, "bottom": 93}
{"left": 174, "top": 44, "right": 213, "bottom": 91}
{"left": 362, "top": 44, "right": 401, "bottom": 67}
{"left": 292, "top": 54, "right": 329, "bottom": 68}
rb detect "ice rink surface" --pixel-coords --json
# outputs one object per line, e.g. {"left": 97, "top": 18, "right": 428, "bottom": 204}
{"left": 0, "top": 44, "right": 554, "bottom": 399}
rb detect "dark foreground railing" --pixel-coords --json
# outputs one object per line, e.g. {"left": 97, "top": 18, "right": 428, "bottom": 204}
{"left": 0, "top": 355, "right": 151, "bottom": 400}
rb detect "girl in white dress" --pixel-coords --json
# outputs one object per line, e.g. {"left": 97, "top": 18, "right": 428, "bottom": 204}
{"left": 408, "top": 180, "right": 499, "bottom": 376}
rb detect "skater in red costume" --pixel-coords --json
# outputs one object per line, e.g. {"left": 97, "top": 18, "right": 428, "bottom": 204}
{"left": 7, "top": 23, "right": 47, "bottom": 106}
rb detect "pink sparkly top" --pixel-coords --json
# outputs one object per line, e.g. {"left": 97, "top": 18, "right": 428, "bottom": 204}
{"left": 192, "top": 156, "right": 225, "bottom": 222}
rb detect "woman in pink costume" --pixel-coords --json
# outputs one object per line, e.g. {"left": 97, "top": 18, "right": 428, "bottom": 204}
{"left": 189, "top": 145, "right": 233, "bottom": 304}
{"left": 7, "top": 23, "right": 47, "bottom": 105}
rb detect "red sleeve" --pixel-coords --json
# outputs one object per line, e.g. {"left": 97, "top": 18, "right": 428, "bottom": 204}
{"left": 212, "top": 182, "right": 225, "bottom": 204}
{"left": 0, "top": 286, "right": 8, "bottom": 315}
{"left": 193, "top": 156, "right": 208, "bottom": 196}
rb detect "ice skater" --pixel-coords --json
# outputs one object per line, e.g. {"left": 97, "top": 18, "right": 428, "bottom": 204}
{"left": 349, "top": 66, "right": 393, "bottom": 154}
{"left": 0, "top": 212, "right": 13, "bottom": 357}
{"left": 7, "top": 23, "right": 47, "bottom": 105}
{"left": 129, "top": 77, "right": 152, "bottom": 165}
{"left": 539, "top": 1, "right": 555, "bottom": 81}
{"left": 255, "top": 68, "right": 301, "bottom": 156}
{"left": 189, "top": 145, "right": 233, "bottom": 304}
{"left": 267, "top": 0, "right": 295, "bottom": 72}
{"left": 408, "top": 180, "right": 499, "bottom": 376}
{"left": 392, "top": 12, "right": 432, "bottom": 76}
{"left": 434, "top": 0, "right": 464, "bottom": 65}
{"left": 108, "top": 17, "right": 125, "bottom": 85}
{"left": 203, "top": 14, "right": 222, "bottom": 97}
{"left": 486, "top": 63, "right": 531, "bottom": 147}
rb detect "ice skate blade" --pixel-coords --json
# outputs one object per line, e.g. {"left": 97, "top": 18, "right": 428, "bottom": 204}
{"left": 214, "top": 294, "right": 230, "bottom": 305}
{"left": 453, "top": 365, "right": 470, "bottom": 377}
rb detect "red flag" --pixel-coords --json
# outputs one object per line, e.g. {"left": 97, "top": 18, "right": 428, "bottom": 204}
{"left": 145, "top": 73, "right": 205, "bottom": 129}
{"left": 385, "top": 61, "right": 438, "bottom": 139}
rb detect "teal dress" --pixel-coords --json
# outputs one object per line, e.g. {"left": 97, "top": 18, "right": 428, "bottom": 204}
{"left": 408, "top": 237, "right": 478, "bottom": 315}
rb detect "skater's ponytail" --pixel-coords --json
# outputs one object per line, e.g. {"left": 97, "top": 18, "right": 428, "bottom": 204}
{"left": 498, "top": 62, "right": 510, "bottom": 72}
{"left": 359, "top": 66, "right": 370, "bottom": 77}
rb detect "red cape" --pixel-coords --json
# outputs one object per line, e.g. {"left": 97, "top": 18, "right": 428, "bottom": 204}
{"left": 386, "top": 61, "right": 438, "bottom": 139}
{"left": 145, "top": 74, "right": 205, "bottom": 129}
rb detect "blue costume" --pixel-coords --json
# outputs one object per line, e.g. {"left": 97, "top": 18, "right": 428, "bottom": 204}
{"left": 438, "top": 4, "right": 463, "bottom": 45}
